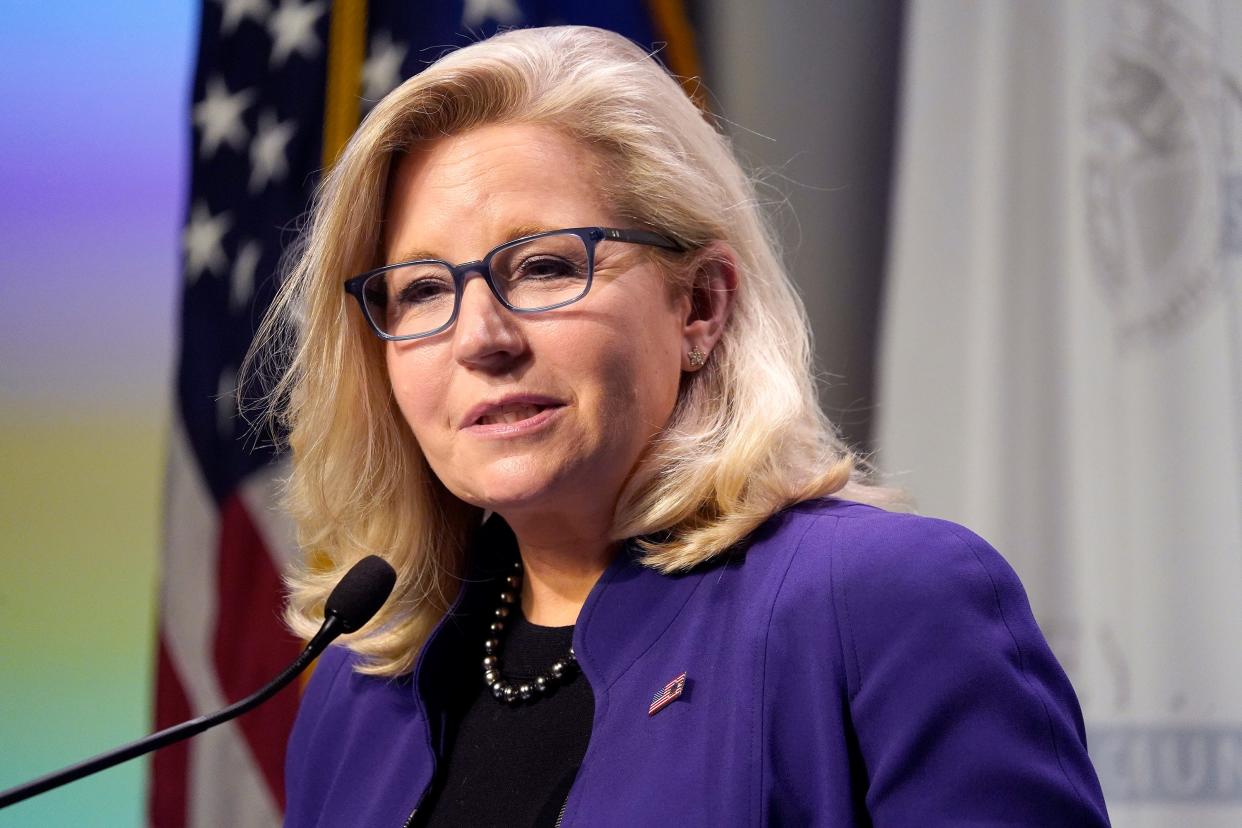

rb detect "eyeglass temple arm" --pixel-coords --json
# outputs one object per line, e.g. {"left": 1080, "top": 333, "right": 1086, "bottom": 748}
{"left": 602, "top": 227, "right": 686, "bottom": 252}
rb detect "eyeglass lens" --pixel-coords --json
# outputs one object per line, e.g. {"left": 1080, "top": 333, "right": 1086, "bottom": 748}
{"left": 362, "top": 232, "right": 592, "bottom": 338}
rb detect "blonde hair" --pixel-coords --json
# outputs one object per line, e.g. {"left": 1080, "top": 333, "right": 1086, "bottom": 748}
{"left": 254, "top": 25, "right": 900, "bottom": 676}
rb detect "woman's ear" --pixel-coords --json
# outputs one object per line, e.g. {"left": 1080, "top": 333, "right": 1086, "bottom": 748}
{"left": 681, "top": 241, "right": 738, "bottom": 372}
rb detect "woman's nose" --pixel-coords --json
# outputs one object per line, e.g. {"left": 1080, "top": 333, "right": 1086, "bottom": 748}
{"left": 451, "top": 271, "right": 526, "bottom": 369}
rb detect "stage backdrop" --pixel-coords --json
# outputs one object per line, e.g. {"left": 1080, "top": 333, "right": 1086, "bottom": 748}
{"left": 879, "top": 1, "right": 1242, "bottom": 824}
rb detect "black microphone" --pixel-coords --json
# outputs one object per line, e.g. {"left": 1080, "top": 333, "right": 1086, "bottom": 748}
{"left": 0, "top": 554, "right": 397, "bottom": 810}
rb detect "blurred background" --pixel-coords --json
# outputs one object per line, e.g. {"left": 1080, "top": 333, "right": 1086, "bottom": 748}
{"left": 1, "top": 0, "right": 1239, "bottom": 825}
{"left": 1, "top": 3, "right": 193, "bottom": 826}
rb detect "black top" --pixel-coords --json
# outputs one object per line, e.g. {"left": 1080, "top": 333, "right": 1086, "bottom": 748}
{"left": 417, "top": 608, "right": 595, "bottom": 827}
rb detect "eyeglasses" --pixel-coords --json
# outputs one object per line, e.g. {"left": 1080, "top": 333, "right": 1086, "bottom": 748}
{"left": 344, "top": 226, "right": 685, "bottom": 341}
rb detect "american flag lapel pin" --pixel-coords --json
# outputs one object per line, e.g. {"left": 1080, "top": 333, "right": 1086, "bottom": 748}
{"left": 648, "top": 672, "right": 687, "bottom": 716}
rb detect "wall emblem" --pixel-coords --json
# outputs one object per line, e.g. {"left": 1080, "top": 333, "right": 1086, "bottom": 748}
{"left": 1084, "top": 0, "right": 1241, "bottom": 347}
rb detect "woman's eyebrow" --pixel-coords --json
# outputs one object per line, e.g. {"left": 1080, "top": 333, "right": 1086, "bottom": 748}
{"left": 389, "top": 225, "right": 557, "bottom": 265}
{"left": 502, "top": 223, "right": 555, "bottom": 242}
{"left": 389, "top": 246, "right": 440, "bottom": 264}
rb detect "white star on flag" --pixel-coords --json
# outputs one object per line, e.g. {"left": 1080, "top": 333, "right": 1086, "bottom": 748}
{"left": 461, "top": 0, "right": 523, "bottom": 28}
{"left": 267, "top": 0, "right": 326, "bottom": 66}
{"left": 219, "top": 0, "right": 269, "bottom": 34}
{"left": 183, "top": 202, "right": 233, "bottom": 282}
{"left": 194, "top": 77, "right": 255, "bottom": 159}
{"left": 230, "top": 239, "right": 263, "bottom": 312}
{"left": 362, "top": 30, "right": 408, "bottom": 104}
{"left": 249, "top": 110, "right": 296, "bottom": 193}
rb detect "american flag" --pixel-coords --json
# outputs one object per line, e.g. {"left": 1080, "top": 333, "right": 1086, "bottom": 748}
{"left": 648, "top": 671, "right": 688, "bottom": 716}
{"left": 153, "top": 0, "right": 699, "bottom": 824}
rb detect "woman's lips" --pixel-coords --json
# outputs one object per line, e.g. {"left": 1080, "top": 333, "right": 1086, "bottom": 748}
{"left": 476, "top": 402, "right": 546, "bottom": 425}
{"left": 460, "top": 396, "right": 566, "bottom": 436}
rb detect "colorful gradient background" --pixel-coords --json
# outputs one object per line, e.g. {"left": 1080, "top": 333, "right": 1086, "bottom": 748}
{"left": 0, "top": 3, "right": 196, "bottom": 825}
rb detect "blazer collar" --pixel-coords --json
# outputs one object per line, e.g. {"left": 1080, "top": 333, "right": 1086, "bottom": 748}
{"left": 573, "top": 544, "right": 710, "bottom": 695}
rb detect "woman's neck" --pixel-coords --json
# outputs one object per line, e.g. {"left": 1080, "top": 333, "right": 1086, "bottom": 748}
{"left": 511, "top": 530, "right": 617, "bottom": 627}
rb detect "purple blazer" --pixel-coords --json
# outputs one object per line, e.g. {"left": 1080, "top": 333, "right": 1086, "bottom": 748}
{"left": 285, "top": 499, "right": 1110, "bottom": 826}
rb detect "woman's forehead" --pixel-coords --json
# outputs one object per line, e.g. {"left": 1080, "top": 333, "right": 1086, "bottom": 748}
{"left": 381, "top": 124, "right": 616, "bottom": 261}
{"left": 392, "top": 123, "right": 602, "bottom": 195}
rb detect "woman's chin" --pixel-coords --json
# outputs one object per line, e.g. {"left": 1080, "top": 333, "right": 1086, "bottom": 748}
{"left": 452, "top": 474, "right": 564, "bottom": 516}
{"left": 435, "top": 451, "right": 617, "bottom": 522}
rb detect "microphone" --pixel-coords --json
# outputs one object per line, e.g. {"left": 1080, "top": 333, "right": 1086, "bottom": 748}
{"left": 0, "top": 555, "right": 397, "bottom": 810}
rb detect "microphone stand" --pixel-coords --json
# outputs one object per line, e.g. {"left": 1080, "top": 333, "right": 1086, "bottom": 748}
{"left": 0, "top": 614, "right": 343, "bottom": 809}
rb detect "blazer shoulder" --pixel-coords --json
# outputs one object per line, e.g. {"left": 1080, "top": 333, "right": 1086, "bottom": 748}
{"left": 305, "top": 643, "right": 356, "bottom": 703}
{"left": 772, "top": 501, "right": 1040, "bottom": 688}
{"left": 782, "top": 498, "right": 1021, "bottom": 602}
{"left": 288, "top": 643, "right": 356, "bottom": 750}
{"left": 757, "top": 499, "right": 1109, "bottom": 823}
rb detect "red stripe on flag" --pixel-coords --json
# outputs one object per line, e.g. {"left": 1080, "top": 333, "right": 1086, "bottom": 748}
{"left": 150, "top": 634, "right": 191, "bottom": 828}
{"left": 213, "top": 493, "right": 302, "bottom": 811}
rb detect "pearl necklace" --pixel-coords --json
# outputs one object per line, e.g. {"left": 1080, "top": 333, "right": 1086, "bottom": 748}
{"left": 482, "top": 560, "right": 578, "bottom": 705}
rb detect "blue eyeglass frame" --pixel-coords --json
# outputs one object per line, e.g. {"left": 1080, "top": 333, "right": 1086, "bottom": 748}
{"left": 343, "top": 226, "right": 685, "bottom": 342}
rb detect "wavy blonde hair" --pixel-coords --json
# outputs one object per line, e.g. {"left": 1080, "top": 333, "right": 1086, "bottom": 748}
{"left": 254, "top": 25, "right": 900, "bottom": 676}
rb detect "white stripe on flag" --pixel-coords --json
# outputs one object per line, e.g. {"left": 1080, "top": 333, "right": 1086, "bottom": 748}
{"left": 161, "top": 415, "right": 226, "bottom": 714}
{"left": 161, "top": 417, "right": 280, "bottom": 826}
{"left": 189, "top": 724, "right": 281, "bottom": 827}
{"left": 240, "top": 457, "right": 299, "bottom": 571}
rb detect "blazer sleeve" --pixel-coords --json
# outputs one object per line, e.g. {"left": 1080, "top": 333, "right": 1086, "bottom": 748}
{"left": 831, "top": 514, "right": 1110, "bottom": 826}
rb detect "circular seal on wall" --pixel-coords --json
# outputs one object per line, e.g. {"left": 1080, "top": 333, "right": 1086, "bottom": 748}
{"left": 1084, "top": 0, "right": 1233, "bottom": 347}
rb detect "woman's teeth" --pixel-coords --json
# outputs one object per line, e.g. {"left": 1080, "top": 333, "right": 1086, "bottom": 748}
{"left": 479, "top": 404, "right": 543, "bottom": 425}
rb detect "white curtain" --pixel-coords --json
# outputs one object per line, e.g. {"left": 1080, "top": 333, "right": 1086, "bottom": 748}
{"left": 878, "top": 1, "right": 1242, "bottom": 823}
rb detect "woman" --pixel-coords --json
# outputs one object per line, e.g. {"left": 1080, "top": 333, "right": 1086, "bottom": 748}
{"left": 267, "top": 26, "right": 1109, "bottom": 826}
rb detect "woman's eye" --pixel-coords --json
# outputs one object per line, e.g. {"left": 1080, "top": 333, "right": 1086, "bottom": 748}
{"left": 397, "top": 277, "right": 453, "bottom": 305}
{"left": 513, "top": 255, "right": 580, "bottom": 281}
